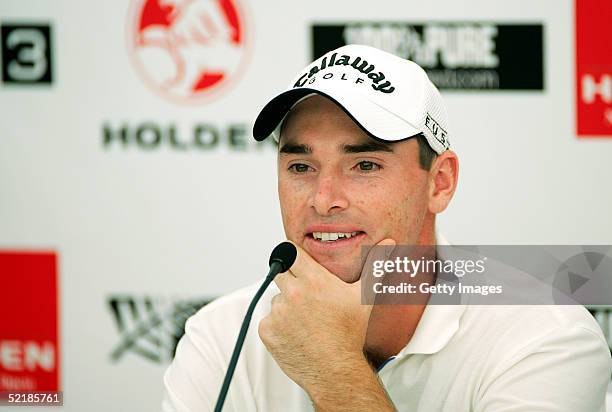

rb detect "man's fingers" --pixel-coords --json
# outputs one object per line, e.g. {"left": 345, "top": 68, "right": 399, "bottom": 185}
{"left": 354, "top": 238, "right": 397, "bottom": 298}
{"left": 285, "top": 241, "right": 330, "bottom": 280}
{"left": 270, "top": 292, "right": 282, "bottom": 306}
{"left": 274, "top": 271, "right": 295, "bottom": 294}
{"left": 363, "top": 238, "right": 397, "bottom": 278}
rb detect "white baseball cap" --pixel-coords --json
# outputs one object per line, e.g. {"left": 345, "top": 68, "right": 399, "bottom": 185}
{"left": 253, "top": 44, "right": 451, "bottom": 154}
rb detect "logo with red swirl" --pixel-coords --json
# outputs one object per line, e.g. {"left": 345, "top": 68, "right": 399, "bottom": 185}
{"left": 128, "top": 0, "right": 249, "bottom": 103}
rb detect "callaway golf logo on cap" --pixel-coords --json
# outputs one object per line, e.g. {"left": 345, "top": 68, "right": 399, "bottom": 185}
{"left": 253, "top": 44, "right": 451, "bottom": 155}
{"left": 293, "top": 52, "right": 396, "bottom": 93}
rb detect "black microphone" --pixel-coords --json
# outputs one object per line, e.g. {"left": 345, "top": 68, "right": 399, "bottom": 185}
{"left": 213, "top": 242, "right": 297, "bottom": 412}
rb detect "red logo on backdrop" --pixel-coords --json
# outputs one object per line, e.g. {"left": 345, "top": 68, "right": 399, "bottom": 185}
{"left": 0, "top": 252, "right": 59, "bottom": 391}
{"left": 576, "top": 0, "right": 612, "bottom": 137}
{"left": 128, "top": 0, "right": 249, "bottom": 103}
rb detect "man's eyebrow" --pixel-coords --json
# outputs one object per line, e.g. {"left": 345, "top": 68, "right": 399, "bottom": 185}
{"left": 279, "top": 143, "right": 312, "bottom": 154}
{"left": 342, "top": 141, "right": 394, "bottom": 153}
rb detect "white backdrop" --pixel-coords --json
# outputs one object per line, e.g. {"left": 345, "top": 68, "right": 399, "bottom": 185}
{"left": 0, "top": 0, "right": 610, "bottom": 411}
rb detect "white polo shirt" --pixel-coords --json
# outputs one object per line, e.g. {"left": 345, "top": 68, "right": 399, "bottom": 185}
{"left": 162, "top": 279, "right": 611, "bottom": 412}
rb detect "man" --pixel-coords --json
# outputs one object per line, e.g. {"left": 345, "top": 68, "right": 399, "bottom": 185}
{"left": 162, "top": 45, "right": 611, "bottom": 411}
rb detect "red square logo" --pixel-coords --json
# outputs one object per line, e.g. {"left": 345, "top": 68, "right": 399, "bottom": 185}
{"left": 0, "top": 252, "right": 59, "bottom": 391}
{"left": 576, "top": 0, "right": 612, "bottom": 137}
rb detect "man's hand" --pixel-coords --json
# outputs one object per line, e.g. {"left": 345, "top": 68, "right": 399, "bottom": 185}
{"left": 258, "top": 238, "right": 397, "bottom": 409}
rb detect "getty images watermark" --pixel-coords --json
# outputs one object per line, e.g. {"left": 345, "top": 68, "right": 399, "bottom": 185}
{"left": 360, "top": 245, "right": 612, "bottom": 305}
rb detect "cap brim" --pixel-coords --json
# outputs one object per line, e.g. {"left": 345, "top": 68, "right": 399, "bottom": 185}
{"left": 253, "top": 86, "right": 421, "bottom": 142}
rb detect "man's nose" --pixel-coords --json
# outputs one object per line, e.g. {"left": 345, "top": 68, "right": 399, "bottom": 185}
{"left": 310, "top": 170, "right": 349, "bottom": 216}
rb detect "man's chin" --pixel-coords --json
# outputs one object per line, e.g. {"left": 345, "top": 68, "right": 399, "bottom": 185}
{"left": 317, "top": 260, "right": 361, "bottom": 284}
{"left": 298, "top": 243, "right": 363, "bottom": 282}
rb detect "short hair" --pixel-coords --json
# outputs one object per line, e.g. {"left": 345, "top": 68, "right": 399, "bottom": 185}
{"left": 415, "top": 133, "right": 437, "bottom": 170}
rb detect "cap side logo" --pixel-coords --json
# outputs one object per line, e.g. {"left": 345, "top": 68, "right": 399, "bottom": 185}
{"left": 293, "top": 52, "right": 395, "bottom": 94}
{"left": 425, "top": 113, "right": 449, "bottom": 147}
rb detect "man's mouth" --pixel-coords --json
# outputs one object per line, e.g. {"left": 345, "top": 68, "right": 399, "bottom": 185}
{"left": 309, "top": 231, "right": 364, "bottom": 242}
{"left": 303, "top": 225, "right": 367, "bottom": 249}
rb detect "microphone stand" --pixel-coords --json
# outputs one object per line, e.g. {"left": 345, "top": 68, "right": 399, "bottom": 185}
{"left": 213, "top": 262, "right": 283, "bottom": 412}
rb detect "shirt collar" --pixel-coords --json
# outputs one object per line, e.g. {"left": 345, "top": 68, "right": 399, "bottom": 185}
{"left": 399, "top": 304, "right": 466, "bottom": 355}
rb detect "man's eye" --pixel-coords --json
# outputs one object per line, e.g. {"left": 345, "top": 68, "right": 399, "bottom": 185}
{"left": 289, "top": 164, "right": 311, "bottom": 173}
{"left": 356, "top": 161, "right": 380, "bottom": 171}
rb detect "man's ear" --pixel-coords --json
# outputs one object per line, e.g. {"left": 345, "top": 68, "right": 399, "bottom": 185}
{"left": 428, "top": 150, "right": 459, "bottom": 214}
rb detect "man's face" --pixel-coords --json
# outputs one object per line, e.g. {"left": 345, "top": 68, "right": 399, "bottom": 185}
{"left": 277, "top": 95, "right": 433, "bottom": 283}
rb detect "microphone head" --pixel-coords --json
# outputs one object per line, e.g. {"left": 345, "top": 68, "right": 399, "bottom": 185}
{"left": 269, "top": 242, "right": 298, "bottom": 272}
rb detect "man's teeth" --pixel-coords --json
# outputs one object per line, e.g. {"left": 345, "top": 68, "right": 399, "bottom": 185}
{"left": 312, "top": 232, "right": 359, "bottom": 242}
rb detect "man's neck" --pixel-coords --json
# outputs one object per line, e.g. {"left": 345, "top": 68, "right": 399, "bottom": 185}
{"left": 364, "top": 296, "right": 431, "bottom": 369}
{"left": 364, "top": 221, "right": 438, "bottom": 369}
